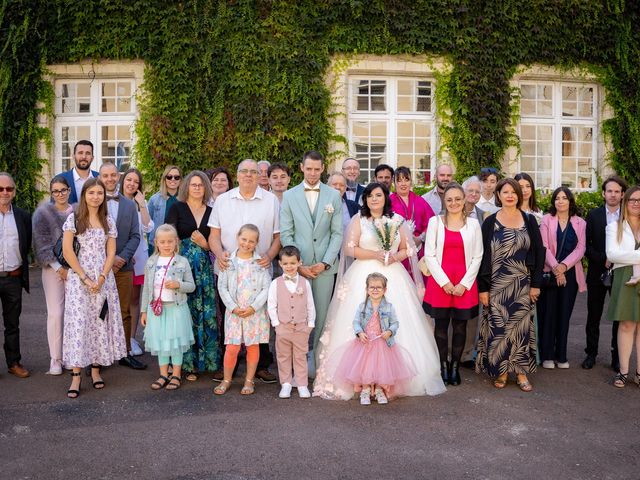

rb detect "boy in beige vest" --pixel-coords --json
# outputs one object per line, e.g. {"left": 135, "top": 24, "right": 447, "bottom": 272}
{"left": 267, "top": 245, "right": 316, "bottom": 398}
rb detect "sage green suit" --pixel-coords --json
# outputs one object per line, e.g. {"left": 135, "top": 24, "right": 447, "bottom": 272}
{"left": 279, "top": 182, "right": 343, "bottom": 359}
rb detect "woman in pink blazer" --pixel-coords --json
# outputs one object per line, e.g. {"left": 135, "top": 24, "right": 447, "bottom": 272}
{"left": 538, "top": 187, "right": 586, "bottom": 369}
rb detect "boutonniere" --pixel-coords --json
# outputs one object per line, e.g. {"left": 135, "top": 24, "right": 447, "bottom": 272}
{"left": 324, "top": 203, "right": 335, "bottom": 214}
{"left": 295, "top": 287, "right": 304, "bottom": 296}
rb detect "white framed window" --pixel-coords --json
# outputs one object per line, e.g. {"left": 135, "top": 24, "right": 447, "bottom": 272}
{"left": 517, "top": 81, "right": 597, "bottom": 190}
{"left": 348, "top": 76, "right": 436, "bottom": 185}
{"left": 54, "top": 79, "right": 136, "bottom": 172}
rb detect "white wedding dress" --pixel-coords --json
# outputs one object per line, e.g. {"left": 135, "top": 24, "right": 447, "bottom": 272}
{"left": 313, "top": 214, "right": 447, "bottom": 399}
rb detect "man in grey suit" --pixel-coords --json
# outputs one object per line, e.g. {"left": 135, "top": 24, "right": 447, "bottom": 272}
{"left": 280, "top": 151, "right": 343, "bottom": 369}
{"left": 98, "top": 163, "right": 145, "bottom": 370}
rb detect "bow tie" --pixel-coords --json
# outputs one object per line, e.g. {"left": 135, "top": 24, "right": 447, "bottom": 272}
{"left": 107, "top": 195, "right": 119, "bottom": 202}
{"left": 347, "top": 187, "right": 357, "bottom": 192}
{"left": 284, "top": 275, "right": 297, "bottom": 283}
{"left": 304, "top": 187, "right": 319, "bottom": 192}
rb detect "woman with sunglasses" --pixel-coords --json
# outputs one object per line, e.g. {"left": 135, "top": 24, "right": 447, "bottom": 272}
{"left": 32, "top": 175, "right": 74, "bottom": 375}
{"left": 147, "top": 165, "right": 182, "bottom": 255}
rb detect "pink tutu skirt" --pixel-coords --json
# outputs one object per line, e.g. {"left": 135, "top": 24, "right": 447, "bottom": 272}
{"left": 330, "top": 337, "right": 417, "bottom": 399}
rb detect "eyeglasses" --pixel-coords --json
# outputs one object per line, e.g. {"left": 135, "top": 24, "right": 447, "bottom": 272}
{"left": 51, "top": 188, "right": 70, "bottom": 196}
{"left": 238, "top": 169, "right": 259, "bottom": 176}
{"left": 367, "top": 286, "right": 384, "bottom": 291}
{"left": 0, "top": 186, "right": 15, "bottom": 193}
{"left": 189, "top": 183, "right": 204, "bottom": 189}
{"left": 627, "top": 198, "right": 640, "bottom": 205}
{"left": 165, "top": 175, "right": 181, "bottom": 181}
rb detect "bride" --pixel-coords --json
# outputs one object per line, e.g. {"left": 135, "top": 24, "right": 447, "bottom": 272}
{"left": 313, "top": 183, "right": 446, "bottom": 399}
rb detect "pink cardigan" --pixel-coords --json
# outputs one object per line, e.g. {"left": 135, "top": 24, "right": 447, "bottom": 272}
{"left": 540, "top": 214, "right": 587, "bottom": 292}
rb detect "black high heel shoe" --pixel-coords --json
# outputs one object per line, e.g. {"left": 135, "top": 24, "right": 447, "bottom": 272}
{"left": 440, "top": 361, "right": 449, "bottom": 384}
{"left": 67, "top": 372, "right": 82, "bottom": 399}
{"left": 449, "top": 361, "right": 461, "bottom": 386}
{"left": 91, "top": 365, "right": 105, "bottom": 389}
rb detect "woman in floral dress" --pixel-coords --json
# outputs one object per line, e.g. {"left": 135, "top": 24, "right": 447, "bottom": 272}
{"left": 165, "top": 171, "right": 220, "bottom": 381}
{"left": 62, "top": 178, "right": 127, "bottom": 398}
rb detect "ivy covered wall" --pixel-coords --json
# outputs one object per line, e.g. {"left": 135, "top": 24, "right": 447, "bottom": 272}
{"left": 1, "top": 0, "right": 639, "bottom": 210}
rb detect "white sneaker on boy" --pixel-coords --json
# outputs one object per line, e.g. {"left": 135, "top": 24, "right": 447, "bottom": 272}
{"left": 297, "top": 386, "right": 311, "bottom": 398}
{"left": 279, "top": 383, "right": 292, "bottom": 398}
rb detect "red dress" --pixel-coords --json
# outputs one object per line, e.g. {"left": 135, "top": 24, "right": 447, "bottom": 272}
{"left": 423, "top": 228, "right": 479, "bottom": 320}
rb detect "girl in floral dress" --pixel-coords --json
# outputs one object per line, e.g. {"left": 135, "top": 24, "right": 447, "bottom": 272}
{"left": 61, "top": 178, "right": 127, "bottom": 399}
{"left": 215, "top": 224, "right": 272, "bottom": 395}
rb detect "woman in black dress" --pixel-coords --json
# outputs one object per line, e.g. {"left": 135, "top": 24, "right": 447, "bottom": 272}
{"left": 165, "top": 170, "right": 220, "bottom": 382}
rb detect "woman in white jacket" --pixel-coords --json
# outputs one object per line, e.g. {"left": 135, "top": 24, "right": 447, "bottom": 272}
{"left": 422, "top": 183, "right": 483, "bottom": 386}
{"left": 606, "top": 185, "right": 640, "bottom": 388}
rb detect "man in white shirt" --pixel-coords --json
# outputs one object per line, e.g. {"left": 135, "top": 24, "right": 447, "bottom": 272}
{"left": 422, "top": 164, "right": 453, "bottom": 215}
{"left": 59, "top": 140, "right": 99, "bottom": 204}
{"left": 209, "top": 159, "right": 281, "bottom": 383}
{"left": 0, "top": 173, "right": 31, "bottom": 378}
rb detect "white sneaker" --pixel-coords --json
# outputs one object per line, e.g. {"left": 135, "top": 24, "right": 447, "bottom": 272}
{"left": 297, "top": 386, "right": 311, "bottom": 398}
{"left": 557, "top": 362, "right": 570, "bottom": 369}
{"left": 279, "top": 383, "right": 292, "bottom": 398}
{"left": 374, "top": 388, "right": 388, "bottom": 404}
{"left": 360, "top": 389, "right": 371, "bottom": 405}
{"left": 46, "top": 360, "right": 63, "bottom": 376}
{"left": 130, "top": 338, "right": 144, "bottom": 357}
{"left": 542, "top": 360, "right": 555, "bottom": 369}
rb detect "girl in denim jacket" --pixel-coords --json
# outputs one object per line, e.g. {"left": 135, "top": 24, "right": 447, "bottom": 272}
{"left": 215, "top": 224, "right": 271, "bottom": 395}
{"left": 332, "top": 273, "right": 417, "bottom": 405}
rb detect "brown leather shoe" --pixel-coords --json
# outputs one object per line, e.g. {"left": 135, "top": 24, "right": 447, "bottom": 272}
{"left": 8, "top": 363, "right": 30, "bottom": 378}
{"left": 255, "top": 369, "right": 277, "bottom": 384}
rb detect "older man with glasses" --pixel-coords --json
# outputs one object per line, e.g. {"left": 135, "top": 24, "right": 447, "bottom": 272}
{"left": 209, "top": 159, "right": 281, "bottom": 383}
{"left": 0, "top": 173, "right": 32, "bottom": 378}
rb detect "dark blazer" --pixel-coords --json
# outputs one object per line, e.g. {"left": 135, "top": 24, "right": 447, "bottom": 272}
{"left": 346, "top": 184, "right": 365, "bottom": 205}
{"left": 343, "top": 197, "right": 360, "bottom": 218}
{"left": 111, "top": 194, "right": 140, "bottom": 271}
{"left": 59, "top": 169, "right": 99, "bottom": 204}
{"left": 13, "top": 205, "right": 32, "bottom": 292}
{"left": 478, "top": 211, "right": 545, "bottom": 292}
{"left": 585, "top": 206, "right": 608, "bottom": 285}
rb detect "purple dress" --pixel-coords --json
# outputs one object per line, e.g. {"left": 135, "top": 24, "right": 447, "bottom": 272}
{"left": 62, "top": 214, "right": 127, "bottom": 368}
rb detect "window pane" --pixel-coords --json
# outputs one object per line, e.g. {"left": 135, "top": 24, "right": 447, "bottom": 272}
{"left": 353, "top": 79, "right": 387, "bottom": 112}
{"left": 396, "top": 120, "right": 431, "bottom": 185}
{"left": 59, "top": 82, "right": 91, "bottom": 114}
{"left": 60, "top": 125, "right": 91, "bottom": 171}
{"left": 352, "top": 121, "right": 387, "bottom": 182}
{"left": 101, "top": 124, "right": 132, "bottom": 171}
{"left": 397, "top": 96, "right": 412, "bottom": 112}
{"left": 101, "top": 81, "right": 133, "bottom": 113}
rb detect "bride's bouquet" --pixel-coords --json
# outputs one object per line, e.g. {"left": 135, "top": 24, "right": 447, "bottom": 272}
{"left": 372, "top": 216, "right": 404, "bottom": 265}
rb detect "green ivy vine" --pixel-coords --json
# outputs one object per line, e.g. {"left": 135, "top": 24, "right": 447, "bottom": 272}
{"left": 1, "top": 0, "right": 639, "bottom": 210}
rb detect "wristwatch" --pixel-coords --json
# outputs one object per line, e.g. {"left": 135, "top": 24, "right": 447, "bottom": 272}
{"left": 322, "top": 262, "right": 331, "bottom": 271}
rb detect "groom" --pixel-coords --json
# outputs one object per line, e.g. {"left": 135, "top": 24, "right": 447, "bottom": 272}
{"left": 280, "top": 151, "right": 343, "bottom": 367}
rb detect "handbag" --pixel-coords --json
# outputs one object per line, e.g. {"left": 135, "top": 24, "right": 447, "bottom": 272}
{"left": 418, "top": 216, "right": 439, "bottom": 277}
{"left": 150, "top": 255, "right": 174, "bottom": 316}
{"left": 541, "top": 222, "right": 569, "bottom": 289}
{"left": 601, "top": 267, "right": 613, "bottom": 287}
{"left": 53, "top": 216, "right": 80, "bottom": 268}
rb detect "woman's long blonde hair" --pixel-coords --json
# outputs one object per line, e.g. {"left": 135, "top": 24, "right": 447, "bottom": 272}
{"left": 617, "top": 186, "right": 640, "bottom": 243}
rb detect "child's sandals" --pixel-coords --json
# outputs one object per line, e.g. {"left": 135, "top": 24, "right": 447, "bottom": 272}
{"left": 165, "top": 375, "right": 182, "bottom": 390}
{"left": 214, "top": 379, "right": 231, "bottom": 395}
{"left": 240, "top": 379, "right": 255, "bottom": 395}
{"left": 151, "top": 375, "right": 170, "bottom": 390}
{"left": 493, "top": 375, "right": 508, "bottom": 389}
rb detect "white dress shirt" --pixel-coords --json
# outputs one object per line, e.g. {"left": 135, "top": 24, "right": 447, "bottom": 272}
{"left": 208, "top": 186, "right": 280, "bottom": 273}
{"left": 107, "top": 194, "right": 120, "bottom": 222}
{"left": 303, "top": 181, "right": 320, "bottom": 213}
{"left": 267, "top": 274, "right": 316, "bottom": 327}
{"left": 477, "top": 195, "right": 500, "bottom": 214}
{"left": 73, "top": 168, "right": 91, "bottom": 201}
{"left": 606, "top": 207, "right": 620, "bottom": 226}
{"left": 0, "top": 205, "right": 21, "bottom": 272}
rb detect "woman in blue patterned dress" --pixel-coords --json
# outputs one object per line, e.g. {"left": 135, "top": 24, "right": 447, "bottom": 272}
{"left": 166, "top": 171, "right": 220, "bottom": 381}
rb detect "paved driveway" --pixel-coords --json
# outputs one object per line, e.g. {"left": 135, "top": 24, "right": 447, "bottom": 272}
{"left": 0, "top": 268, "right": 637, "bottom": 479}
